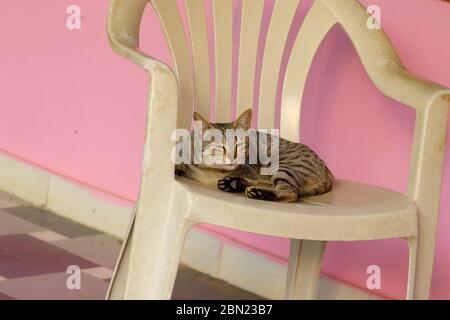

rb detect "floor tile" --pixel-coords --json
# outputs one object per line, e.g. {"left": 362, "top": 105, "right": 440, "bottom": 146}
{"left": 82, "top": 267, "right": 114, "bottom": 280}
{"left": 4, "top": 206, "right": 100, "bottom": 238}
{"left": 0, "top": 234, "right": 97, "bottom": 279}
{"left": 0, "top": 272, "right": 108, "bottom": 300}
{"left": 53, "top": 234, "right": 121, "bottom": 269}
{"left": 0, "top": 291, "right": 15, "bottom": 300}
{"left": 28, "top": 230, "right": 68, "bottom": 242}
{"left": 0, "top": 210, "right": 44, "bottom": 236}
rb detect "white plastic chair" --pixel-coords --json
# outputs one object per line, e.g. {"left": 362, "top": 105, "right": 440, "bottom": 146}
{"left": 106, "top": 0, "right": 450, "bottom": 300}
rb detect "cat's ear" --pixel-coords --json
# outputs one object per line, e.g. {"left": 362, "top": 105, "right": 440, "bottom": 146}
{"left": 193, "top": 112, "right": 213, "bottom": 132}
{"left": 234, "top": 108, "right": 252, "bottom": 131}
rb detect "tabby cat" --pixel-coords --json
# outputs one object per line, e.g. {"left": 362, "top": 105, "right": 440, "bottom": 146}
{"left": 175, "top": 109, "right": 334, "bottom": 203}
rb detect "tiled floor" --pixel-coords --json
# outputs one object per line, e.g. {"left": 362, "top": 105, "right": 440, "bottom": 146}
{"left": 0, "top": 191, "right": 261, "bottom": 300}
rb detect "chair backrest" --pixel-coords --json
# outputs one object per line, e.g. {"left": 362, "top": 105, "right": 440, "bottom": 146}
{"left": 149, "top": 0, "right": 414, "bottom": 140}
{"left": 150, "top": 0, "right": 326, "bottom": 135}
{"left": 149, "top": 0, "right": 292, "bottom": 134}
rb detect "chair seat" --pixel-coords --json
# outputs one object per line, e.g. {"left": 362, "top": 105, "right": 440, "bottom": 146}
{"left": 175, "top": 177, "right": 418, "bottom": 241}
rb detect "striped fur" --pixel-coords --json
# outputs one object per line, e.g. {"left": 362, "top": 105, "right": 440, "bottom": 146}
{"left": 176, "top": 109, "right": 334, "bottom": 203}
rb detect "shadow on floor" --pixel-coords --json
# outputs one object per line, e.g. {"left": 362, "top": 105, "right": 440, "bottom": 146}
{"left": 174, "top": 266, "right": 263, "bottom": 300}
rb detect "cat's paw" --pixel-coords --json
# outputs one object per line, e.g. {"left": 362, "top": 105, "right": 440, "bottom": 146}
{"left": 245, "top": 187, "right": 277, "bottom": 201}
{"left": 218, "top": 177, "right": 247, "bottom": 193}
{"left": 175, "top": 170, "right": 185, "bottom": 177}
{"left": 175, "top": 165, "right": 186, "bottom": 177}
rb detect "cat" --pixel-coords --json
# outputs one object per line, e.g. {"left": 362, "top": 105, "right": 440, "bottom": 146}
{"left": 175, "top": 109, "right": 334, "bottom": 203}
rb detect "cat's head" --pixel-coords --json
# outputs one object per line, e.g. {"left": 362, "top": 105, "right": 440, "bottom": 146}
{"left": 193, "top": 109, "right": 252, "bottom": 171}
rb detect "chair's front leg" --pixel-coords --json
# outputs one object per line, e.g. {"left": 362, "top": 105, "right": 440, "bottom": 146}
{"left": 108, "top": 194, "right": 192, "bottom": 300}
{"left": 111, "top": 63, "right": 186, "bottom": 299}
{"left": 285, "top": 239, "right": 327, "bottom": 300}
{"left": 124, "top": 200, "right": 192, "bottom": 299}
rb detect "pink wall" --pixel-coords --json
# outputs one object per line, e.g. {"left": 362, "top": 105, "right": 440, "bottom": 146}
{"left": 1, "top": 0, "right": 450, "bottom": 299}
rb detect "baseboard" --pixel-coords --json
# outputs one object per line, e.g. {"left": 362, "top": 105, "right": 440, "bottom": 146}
{"left": 0, "top": 151, "right": 133, "bottom": 239}
{"left": 45, "top": 175, "right": 133, "bottom": 238}
{"left": 0, "top": 153, "right": 50, "bottom": 207}
{"left": 0, "top": 151, "right": 381, "bottom": 300}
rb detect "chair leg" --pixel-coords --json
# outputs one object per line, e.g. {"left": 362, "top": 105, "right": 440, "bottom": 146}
{"left": 285, "top": 239, "right": 327, "bottom": 300}
{"left": 122, "top": 198, "right": 192, "bottom": 300}
{"left": 106, "top": 208, "right": 136, "bottom": 300}
{"left": 411, "top": 231, "right": 437, "bottom": 300}
{"left": 123, "top": 223, "right": 191, "bottom": 300}
{"left": 406, "top": 236, "right": 418, "bottom": 300}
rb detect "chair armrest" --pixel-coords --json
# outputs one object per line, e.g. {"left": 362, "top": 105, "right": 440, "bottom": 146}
{"left": 381, "top": 68, "right": 450, "bottom": 111}
{"left": 319, "top": 0, "right": 450, "bottom": 110}
{"left": 107, "top": 0, "right": 170, "bottom": 74}
{"left": 108, "top": 0, "right": 180, "bottom": 185}
{"left": 373, "top": 66, "right": 450, "bottom": 209}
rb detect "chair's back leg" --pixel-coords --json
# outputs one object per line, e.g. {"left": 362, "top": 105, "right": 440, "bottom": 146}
{"left": 107, "top": 208, "right": 136, "bottom": 300}
{"left": 406, "top": 236, "right": 418, "bottom": 300}
{"left": 285, "top": 239, "right": 327, "bottom": 300}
